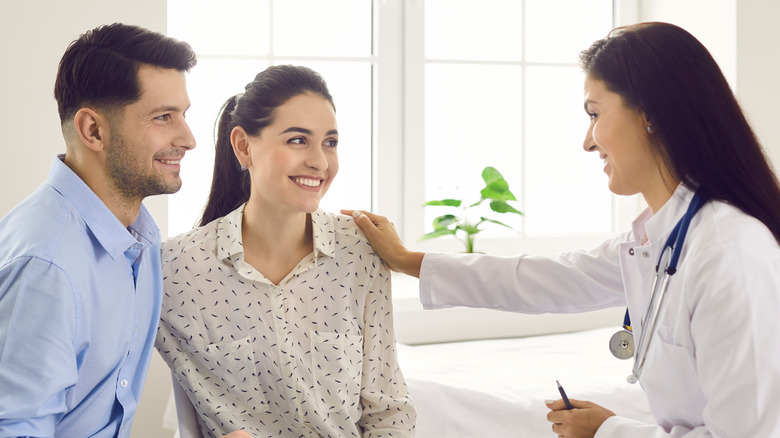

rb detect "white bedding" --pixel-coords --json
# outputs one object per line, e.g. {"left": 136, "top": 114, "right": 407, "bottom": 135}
{"left": 397, "top": 326, "right": 653, "bottom": 438}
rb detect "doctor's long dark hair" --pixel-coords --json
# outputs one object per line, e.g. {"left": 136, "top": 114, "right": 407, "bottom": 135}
{"left": 199, "top": 65, "right": 334, "bottom": 226}
{"left": 580, "top": 22, "right": 780, "bottom": 243}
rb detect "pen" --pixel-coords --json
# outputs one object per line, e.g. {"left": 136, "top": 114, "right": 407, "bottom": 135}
{"left": 556, "top": 380, "right": 574, "bottom": 410}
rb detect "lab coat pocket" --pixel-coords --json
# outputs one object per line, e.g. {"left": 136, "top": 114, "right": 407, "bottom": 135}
{"left": 643, "top": 323, "right": 705, "bottom": 421}
{"left": 311, "top": 330, "right": 363, "bottom": 419}
{"left": 173, "top": 336, "right": 267, "bottom": 419}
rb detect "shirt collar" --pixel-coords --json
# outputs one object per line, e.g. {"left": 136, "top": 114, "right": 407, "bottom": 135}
{"left": 633, "top": 184, "right": 695, "bottom": 246}
{"left": 48, "top": 155, "right": 160, "bottom": 259}
{"left": 216, "top": 205, "right": 336, "bottom": 262}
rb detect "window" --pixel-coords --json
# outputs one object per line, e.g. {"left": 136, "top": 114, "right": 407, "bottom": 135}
{"left": 406, "top": 0, "right": 618, "bottom": 251}
{"left": 167, "top": 0, "right": 641, "bottom": 263}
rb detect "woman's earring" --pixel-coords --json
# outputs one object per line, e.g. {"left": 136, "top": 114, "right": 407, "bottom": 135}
{"left": 240, "top": 162, "right": 248, "bottom": 171}
{"left": 646, "top": 126, "right": 653, "bottom": 134}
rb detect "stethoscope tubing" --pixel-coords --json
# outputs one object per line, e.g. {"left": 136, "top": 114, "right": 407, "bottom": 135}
{"left": 626, "top": 192, "right": 708, "bottom": 384}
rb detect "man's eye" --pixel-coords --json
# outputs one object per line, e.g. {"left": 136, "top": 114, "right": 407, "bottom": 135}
{"left": 155, "top": 114, "right": 171, "bottom": 122}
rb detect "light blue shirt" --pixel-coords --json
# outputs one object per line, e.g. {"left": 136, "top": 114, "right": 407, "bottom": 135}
{"left": 0, "top": 156, "right": 163, "bottom": 438}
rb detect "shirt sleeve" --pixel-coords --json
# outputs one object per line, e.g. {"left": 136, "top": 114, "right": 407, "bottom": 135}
{"left": 419, "top": 235, "right": 627, "bottom": 313}
{"left": 358, "top": 260, "right": 416, "bottom": 437}
{"left": 0, "top": 256, "right": 79, "bottom": 437}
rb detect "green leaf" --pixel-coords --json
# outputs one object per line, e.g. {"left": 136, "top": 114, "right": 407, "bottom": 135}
{"left": 423, "top": 199, "right": 462, "bottom": 207}
{"left": 457, "top": 224, "right": 481, "bottom": 235}
{"left": 420, "top": 228, "right": 457, "bottom": 240}
{"left": 489, "top": 200, "right": 524, "bottom": 215}
{"left": 480, "top": 217, "right": 515, "bottom": 229}
{"left": 480, "top": 186, "right": 517, "bottom": 201}
{"left": 481, "top": 166, "right": 504, "bottom": 186}
{"left": 480, "top": 167, "right": 517, "bottom": 201}
{"left": 431, "top": 214, "right": 458, "bottom": 230}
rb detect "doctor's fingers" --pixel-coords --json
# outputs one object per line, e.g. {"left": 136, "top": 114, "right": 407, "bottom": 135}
{"left": 547, "top": 400, "right": 614, "bottom": 438}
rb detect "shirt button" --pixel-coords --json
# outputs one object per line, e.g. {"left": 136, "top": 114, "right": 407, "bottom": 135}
{"left": 628, "top": 248, "right": 635, "bottom": 256}
{"left": 642, "top": 251, "right": 650, "bottom": 258}
{"left": 120, "top": 379, "right": 129, "bottom": 388}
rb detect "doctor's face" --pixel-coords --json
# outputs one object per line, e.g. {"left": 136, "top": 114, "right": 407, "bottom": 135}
{"left": 582, "top": 76, "right": 668, "bottom": 209}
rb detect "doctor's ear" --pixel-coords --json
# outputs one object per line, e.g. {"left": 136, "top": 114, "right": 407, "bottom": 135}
{"left": 73, "top": 108, "right": 110, "bottom": 152}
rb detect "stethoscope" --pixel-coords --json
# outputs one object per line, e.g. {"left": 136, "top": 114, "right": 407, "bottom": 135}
{"left": 609, "top": 192, "right": 708, "bottom": 384}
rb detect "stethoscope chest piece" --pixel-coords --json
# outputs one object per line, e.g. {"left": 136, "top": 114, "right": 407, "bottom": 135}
{"left": 609, "top": 329, "right": 635, "bottom": 360}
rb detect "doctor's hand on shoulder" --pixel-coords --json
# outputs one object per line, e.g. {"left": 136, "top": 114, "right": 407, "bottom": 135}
{"left": 342, "top": 209, "right": 425, "bottom": 278}
{"left": 545, "top": 399, "right": 615, "bottom": 438}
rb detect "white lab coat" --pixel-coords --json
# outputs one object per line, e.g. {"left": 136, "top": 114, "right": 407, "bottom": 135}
{"left": 419, "top": 185, "right": 780, "bottom": 437}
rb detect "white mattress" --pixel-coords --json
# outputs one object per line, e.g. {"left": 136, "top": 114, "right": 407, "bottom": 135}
{"left": 396, "top": 326, "right": 653, "bottom": 438}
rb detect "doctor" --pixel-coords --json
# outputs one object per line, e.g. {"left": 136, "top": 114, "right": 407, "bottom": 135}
{"left": 344, "top": 22, "right": 780, "bottom": 437}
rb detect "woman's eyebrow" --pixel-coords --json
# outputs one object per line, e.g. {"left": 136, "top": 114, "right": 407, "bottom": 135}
{"left": 281, "top": 127, "right": 339, "bottom": 136}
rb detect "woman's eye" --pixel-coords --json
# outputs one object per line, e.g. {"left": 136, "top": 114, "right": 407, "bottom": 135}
{"left": 288, "top": 137, "right": 305, "bottom": 145}
{"left": 588, "top": 112, "right": 598, "bottom": 121}
{"left": 325, "top": 139, "right": 338, "bottom": 148}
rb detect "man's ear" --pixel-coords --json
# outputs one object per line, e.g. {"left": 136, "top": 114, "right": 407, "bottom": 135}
{"left": 230, "top": 126, "right": 251, "bottom": 167}
{"left": 73, "top": 107, "right": 110, "bottom": 152}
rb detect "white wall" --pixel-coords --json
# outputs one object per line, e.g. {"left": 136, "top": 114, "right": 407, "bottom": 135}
{"left": 0, "top": 2, "right": 173, "bottom": 437}
{"left": 1, "top": 1, "right": 778, "bottom": 436}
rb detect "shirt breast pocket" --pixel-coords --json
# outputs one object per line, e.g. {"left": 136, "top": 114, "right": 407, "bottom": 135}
{"left": 311, "top": 331, "right": 363, "bottom": 419}
{"left": 173, "top": 336, "right": 267, "bottom": 420}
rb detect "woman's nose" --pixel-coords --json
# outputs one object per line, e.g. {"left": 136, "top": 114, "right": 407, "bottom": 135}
{"left": 583, "top": 125, "right": 596, "bottom": 152}
{"left": 305, "top": 145, "right": 328, "bottom": 170}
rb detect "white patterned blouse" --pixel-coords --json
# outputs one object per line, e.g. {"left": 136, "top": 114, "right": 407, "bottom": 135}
{"left": 155, "top": 205, "right": 416, "bottom": 438}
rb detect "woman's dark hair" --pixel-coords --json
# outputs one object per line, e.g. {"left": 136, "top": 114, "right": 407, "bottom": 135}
{"left": 199, "top": 64, "right": 334, "bottom": 226}
{"left": 580, "top": 22, "right": 780, "bottom": 243}
{"left": 54, "top": 22, "right": 197, "bottom": 123}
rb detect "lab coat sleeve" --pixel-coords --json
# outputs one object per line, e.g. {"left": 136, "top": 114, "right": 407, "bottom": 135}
{"left": 419, "top": 234, "right": 627, "bottom": 314}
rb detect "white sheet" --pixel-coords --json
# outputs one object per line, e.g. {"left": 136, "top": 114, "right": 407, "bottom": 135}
{"left": 396, "top": 326, "right": 653, "bottom": 438}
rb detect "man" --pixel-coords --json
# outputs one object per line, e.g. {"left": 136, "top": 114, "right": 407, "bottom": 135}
{"left": 0, "top": 23, "right": 195, "bottom": 437}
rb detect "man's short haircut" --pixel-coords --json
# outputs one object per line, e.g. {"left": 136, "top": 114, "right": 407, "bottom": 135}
{"left": 54, "top": 22, "right": 197, "bottom": 124}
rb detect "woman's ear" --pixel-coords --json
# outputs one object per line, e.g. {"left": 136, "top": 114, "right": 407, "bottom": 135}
{"left": 640, "top": 112, "right": 653, "bottom": 134}
{"left": 73, "top": 108, "right": 110, "bottom": 152}
{"left": 231, "top": 126, "right": 251, "bottom": 168}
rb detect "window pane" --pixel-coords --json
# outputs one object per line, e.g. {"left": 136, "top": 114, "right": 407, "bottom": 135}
{"left": 525, "top": 0, "right": 612, "bottom": 63}
{"left": 273, "top": 0, "right": 372, "bottom": 57}
{"left": 424, "top": 64, "right": 524, "bottom": 233}
{"left": 168, "top": 58, "right": 270, "bottom": 236}
{"left": 167, "top": 0, "right": 270, "bottom": 56}
{"left": 425, "top": 0, "right": 523, "bottom": 61}
{"left": 524, "top": 66, "right": 612, "bottom": 234}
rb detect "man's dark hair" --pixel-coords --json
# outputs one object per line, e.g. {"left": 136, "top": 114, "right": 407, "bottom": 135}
{"left": 54, "top": 22, "right": 197, "bottom": 123}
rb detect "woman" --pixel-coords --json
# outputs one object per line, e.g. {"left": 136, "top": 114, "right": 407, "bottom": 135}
{"left": 345, "top": 22, "right": 780, "bottom": 437}
{"left": 156, "top": 65, "right": 415, "bottom": 438}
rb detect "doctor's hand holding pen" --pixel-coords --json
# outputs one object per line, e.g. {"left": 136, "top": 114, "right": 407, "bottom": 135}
{"left": 546, "top": 381, "right": 615, "bottom": 438}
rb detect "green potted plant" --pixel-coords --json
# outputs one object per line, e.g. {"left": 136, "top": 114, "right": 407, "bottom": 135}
{"left": 421, "top": 166, "right": 524, "bottom": 253}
